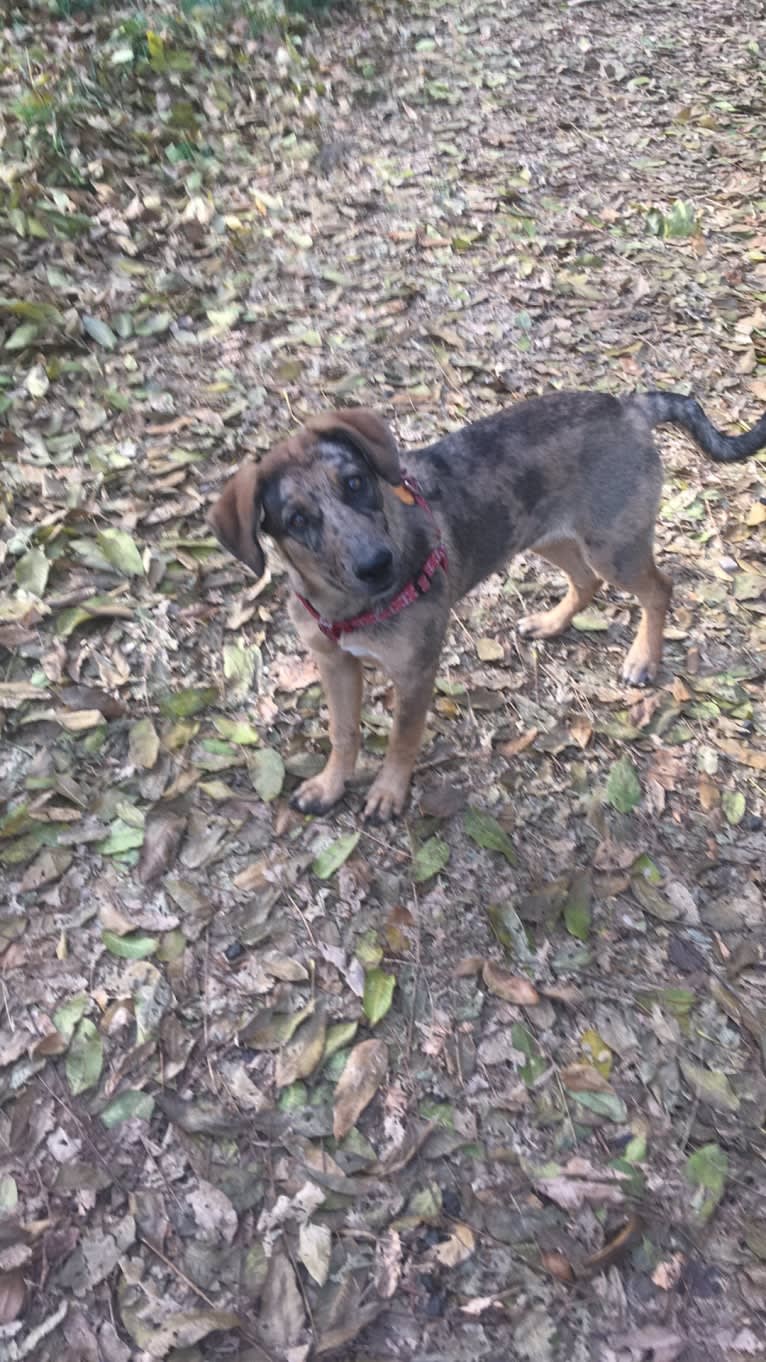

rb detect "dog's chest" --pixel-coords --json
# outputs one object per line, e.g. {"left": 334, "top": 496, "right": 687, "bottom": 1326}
{"left": 339, "top": 634, "right": 387, "bottom": 666}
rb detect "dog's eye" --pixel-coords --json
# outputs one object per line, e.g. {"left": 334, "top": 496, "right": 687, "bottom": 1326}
{"left": 344, "top": 475, "right": 363, "bottom": 495}
{"left": 287, "top": 510, "right": 307, "bottom": 534}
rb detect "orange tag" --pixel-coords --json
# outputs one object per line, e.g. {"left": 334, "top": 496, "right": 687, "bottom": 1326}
{"left": 392, "top": 483, "right": 415, "bottom": 505}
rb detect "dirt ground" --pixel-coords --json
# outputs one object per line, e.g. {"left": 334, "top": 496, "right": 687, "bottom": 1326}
{"left": 1, "top": 1, "right": 765, "bottom": 1359}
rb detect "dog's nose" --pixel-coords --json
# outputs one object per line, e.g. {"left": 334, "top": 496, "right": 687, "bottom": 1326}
{"left": 354, "top": 546, "right": 394, "bottom": 584}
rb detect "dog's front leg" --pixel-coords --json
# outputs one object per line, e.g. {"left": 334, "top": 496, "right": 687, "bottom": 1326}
{"left": 291, "top": 645, "right": 363, "bottom": 816}
{"left": 364, "top": 667, "right": 437, "bottom": 821}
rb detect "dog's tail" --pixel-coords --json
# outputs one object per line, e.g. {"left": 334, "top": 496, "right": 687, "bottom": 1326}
{"left": 631, "top": 391, "right": 766, "bottom": 463}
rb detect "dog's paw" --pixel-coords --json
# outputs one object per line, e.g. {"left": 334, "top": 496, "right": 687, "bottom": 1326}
{"left": 621, "top": 647, "right": 659, "bottom": 687}
{"left": 290, "top": 771, "right": 346, "bottom": 817}
{"left": 517, "top": 610, "right": 564, "bottom": 640}
{"left": 363, "top": 769, "right": 411, "bottom": 822}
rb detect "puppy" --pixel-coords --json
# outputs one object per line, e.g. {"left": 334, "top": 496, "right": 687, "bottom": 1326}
{"left": 209, "top": 391, "right": 765, "bottom": 819}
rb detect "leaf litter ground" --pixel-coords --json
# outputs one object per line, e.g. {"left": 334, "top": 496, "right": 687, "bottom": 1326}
{"left": 1, "top": 1, "right": 765, "bottom": 1359}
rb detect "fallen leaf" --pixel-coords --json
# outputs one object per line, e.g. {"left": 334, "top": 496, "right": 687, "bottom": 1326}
{"left": 276, "top": 1007, "right": 327, "bottom": 1088}
{"left": 312, "top": 831, "right": 361, "bottom": 878}
{"left": 129, "top": 718, "right": 160, "bottom": 769}
{"left": 137, "top": 806, "right": 187, "bottom": 883}
{"left": 66, "top": 1018, "right": 103, "bottom": 1096}
{"left": 363, "top": 968, "right": 396, "bottom": 1026}
{"left": 679, "top": 1057, "right": 740, "bottom": 1112}
{"left": 411, "top": 835, "right": 450, "bottom": 881}
{"left": 0, "top": 1269, "right": 25, "bottom": 1324}
{"left": 298, "top": 1222, "right": 332, "bottom": 1287}
{"left": 685, "top": 1142, "right": 728, "bottom": 1221}
{"left": 482, "top": 961, "right": 539, "bottom": 1005}
{"left": 464, "top": 807, "right": 517, "bottom": 863}
{"left": 605, "top": 757, "right": 641, "bottom": 813}
{"left": 333, "top": 1039, "right": 388, "bottom": 1139}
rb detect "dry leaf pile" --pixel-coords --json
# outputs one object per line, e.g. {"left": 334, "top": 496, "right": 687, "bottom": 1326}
{"left": 0, "top": 1, "right": 765, "bottom": 1359}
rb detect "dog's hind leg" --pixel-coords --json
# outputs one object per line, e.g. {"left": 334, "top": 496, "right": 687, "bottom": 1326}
{"left": 291, "top": 647, "right": 363, "bottom": 815}
{"left": 617, "top": 560, "right": 672, "bottom": 686}
{"left": 584, "top": 543, "right": 672, "bottom": 686}
{"left": 518, "top": 539, "right": 602, "bottom": 640}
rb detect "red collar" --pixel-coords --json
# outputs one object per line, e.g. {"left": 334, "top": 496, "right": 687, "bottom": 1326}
{"left": 296, "top": 474, "right": 448, "bottom": 644}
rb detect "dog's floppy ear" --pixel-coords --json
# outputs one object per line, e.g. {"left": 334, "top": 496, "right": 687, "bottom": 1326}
{"left": 208, "top": 461, "right": 265, "bottom": 577}
{"left": 306, "top": 408, "right": 402, "bottom": 485}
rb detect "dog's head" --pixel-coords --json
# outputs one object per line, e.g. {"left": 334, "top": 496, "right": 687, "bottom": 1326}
{"left": 208, "top": 409, "right": 413, "bottom": 601}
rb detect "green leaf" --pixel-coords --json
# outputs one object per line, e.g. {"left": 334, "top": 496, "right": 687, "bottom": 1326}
{"left": 563, "top": 871, "right": 591, "bottom": 941}
{"left": 679, "top": 1058, "right": 740, "bottom": 1113}
{"left": 97, "top": 528, "right": 144, "bottom": 577}
{"left": 213, "top": 716, "right": 261, "bottom": 745}
{"left": 102, "top": 929, "right": 158, "bottom": 960}
{"left": 249, "top": 747, "right": 285, "bottom": 802}
{"left": 53, "top": 992, "right": 90, "bottom": 1043}
{"left": 82, "top": 315, "right": 117, "bottom": 350}
{"left": 159, "top": 686, "right": 217, "bottom": 718}
{"left": 97, "top": 819, "right": 145, "bottom": 856}
{"left": 636, "top": 986, "right": 695, "bottom": 1019}
{"left": 5, "top": 321, "right": 39, "bottom": 350}
{"left": 605, "top": 757, "right": 641, "bottom": 813}
{"left": 100, "top": 1090, "right": 155, "bottom": 1128}
{"left": 312, "top": 830, "right": 361, "bottom": 878}
{"left": 511, "top": 1022, "right": 546, "bottom": 1086}
{"left": 411, "top": 835, "right": 450, "bottom": 882}
{"left": 685, "top": 1143, "right": 727, "bottom": 1222}
{"left": 134, "top": 311, "right": 172, "bottom": 336}
{"left": 66, "top": 1018, "right": 103, "bottom": 1096}
{"left": 571, "top": 607, "right": 609, "bottom": 632}
{"left": 322, "top": 1021, "right": 358, "bottom": 1064}
{"left": 570, "top": 1089, "right": 627, "bottom": 1123}
{"left": 363, "top": 968, "right": 396, "bottom": 1026}
{"left": 223, "top": 643, "right": 259, "bottom": 699}
{"left": 15, "top": 547, "right": 49, "bottom": 597}
{"left": 464, "top": 807, "right": 517, "bottom": 864}
{"left": 487, "top": 902, "right": 535, "bottom": 961}
{"left": 632, "top": 852, "right": 663, "bottom": 884}
{"left": 721, "top": 790, "right": 745, "bottom": 826}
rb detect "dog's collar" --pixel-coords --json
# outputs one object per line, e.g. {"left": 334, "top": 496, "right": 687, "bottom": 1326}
{"left": 295, "top": 474, "right": 448, "bottom": 644}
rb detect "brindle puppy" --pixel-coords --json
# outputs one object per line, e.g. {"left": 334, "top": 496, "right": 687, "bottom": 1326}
{"left": 209, "top": 392, "right": 766, "bottom": 820}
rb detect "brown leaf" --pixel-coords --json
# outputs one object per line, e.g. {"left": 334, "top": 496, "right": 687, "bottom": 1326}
{"left": 568, "top": 717, "right": 592, "bottom": 749}
{"left": 715, "top": 737, "right": 766, "bottom": 772}
{"left": 431, "top": 1222, "right": 475, "bottom": 1267}
{"left": 0, "top": 1269, "right": 25, "bottom": 1324}
{"left": 419, "top": 781, "right": 467, "bottom": 818}
{"left": 560, "top": 1063, "right": 613, "bottom": 1094}
{"left": 374, "top": 1228, "right": 403, "bottom": 1298}
{"left": 56, "top": 685, "right": 126, "bottom": 718}
{"left": 52, "top": 708, "right": 105, "bottom": 732}
{"left": 541, "top": 1250, "right": 575, "bottom": 1283}
{"left": 581, "top": 1215, "right": 643, "bottom": 1276}
{"left": 333, "top": 1039, "right": 388, "bottom": 1139}
{"left": 497, "top": 726, "right": 538, "bottom": 758}
{"left": 137, "top": 807, "right": 187, "bottom": 884}
{"left": 453, "top": 955, "right": 485, "bottom": 978}
{"left": 482, "top": 961, "right": 539, "bottom": 1006}
{"left": 256, "top": 1247, "right": 303, "bottom": 1356}
{"left": 314, "top": 1275, "right": 385, "bottom": 1355}
{"left": 269, "top": 655, "right": 319, "bottom": 692}
{"left": 20, "top": 849, "right": 73, "bottom": 892}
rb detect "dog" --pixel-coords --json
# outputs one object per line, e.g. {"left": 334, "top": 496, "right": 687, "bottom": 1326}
{"left": 209, "top": 391, "right": 765, "bottom": 820}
